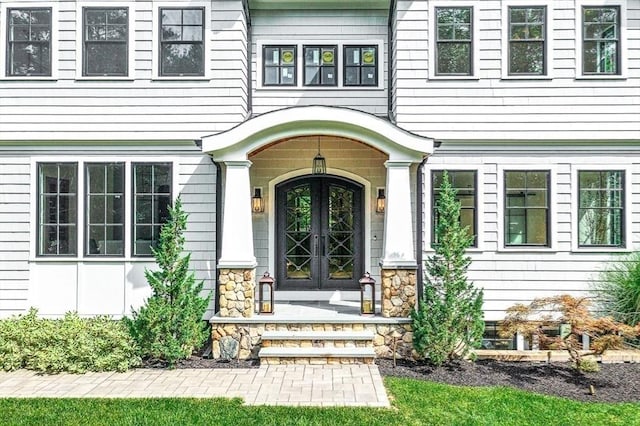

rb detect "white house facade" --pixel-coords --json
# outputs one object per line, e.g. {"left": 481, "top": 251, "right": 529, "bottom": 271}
{"left": 0, "top": 0, "right": 639, "bottom": 356}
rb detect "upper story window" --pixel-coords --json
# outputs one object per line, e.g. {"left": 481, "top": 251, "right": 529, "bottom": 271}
{"left": 304, "top": 45, "right": 337, "bottom": 86}
{"left": 86, "top": 163, "right": 125, "bottom": 256}
{"left": 37, "top": 163, "right": 78, "bottom": 256}
{"left": 435, "top": 7, "right": 472, "bottom": 76}
{"left": 432, "top": 171, "right": 477, "bottom": 247}
{"left": 83, "top": 8, "right": 128, "bottom": 77}
{"left": 508, "top": 6, "right": 546, "bottom": 75}
{"left": 160, "top": 8, "right": 204, "bottom": 77}
{"left": 578, "top": 170, "right": 624, "bottom": 247}
{"left": 263, "top": 45, "right": 296, "bottom": 86}
{"left": 6, "top": 8, "right": 52, "bottom": 77}
{"left": 582, "top": 6, "right": 620, "bottom": 75}
{"left": 344, "top": 45, "right": 377, "bottom": 86}
{"left": 504, "top": 171, "right": 549, "bottom": 247}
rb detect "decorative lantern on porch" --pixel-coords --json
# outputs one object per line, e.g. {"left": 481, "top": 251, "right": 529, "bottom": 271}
{"left": 359, "top": 272, "right": 375, "bottom": 316}
{"left": 258, "top": 271, "right": 275, "bottom": 314}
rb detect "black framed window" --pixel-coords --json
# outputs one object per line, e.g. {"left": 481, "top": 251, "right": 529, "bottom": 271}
{"left": 504, "top": 171, "right": 549, "bottom": 246}
{"left": 435, "top": 7, "right": 472, "bottom": 75}
{"left": 578, "top": 171, "right": 624, "bottom": 247}
{"left": 344, "top": 45, "right": 377, "bottom": 86}
{"left": 6, "top": 8, "right": 52, "bottom": 76}
{"left": 582, "top": 6, "right": 620, "bottom": 75}
{"left": 132, "top": 163, "right": 172, "bottom": 256}
{"left": 160, "top": 8, "right": 204, "bottom": 76}
{"left": 263, "top": 45, "right": 296, "bottom": 86}
{"left": 83, "top": 8, "right": 128, "bottom": 76}
{"left": 508, "top": 6, "right": 546, "bottom": 75}
{"left": 85, "top": 163, "right": 125, "bottom": 256}
{"left": 303, "top": 45, "right": 337, "bottom": 86}
{"left": 37, "top": 163, "right": 78, "bottom": 256}
{"left": 432, "top": 171, "right": 477, "bottom": 247}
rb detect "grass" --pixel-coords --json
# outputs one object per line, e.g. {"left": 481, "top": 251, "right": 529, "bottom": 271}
{"left": 1, "top": 378, "right": 639, "bottom": 426}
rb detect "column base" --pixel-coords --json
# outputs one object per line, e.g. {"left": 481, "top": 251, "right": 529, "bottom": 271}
{"left": 381, "top": 268, "right": 417, "bottom": 318}
{"left": 218, "top": 268, "right": 255, "bottom": 318}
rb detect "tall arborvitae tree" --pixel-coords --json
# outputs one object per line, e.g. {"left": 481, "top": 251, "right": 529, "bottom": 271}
{"left": 411, "top": 171, "right": 484, "bottom": 365}
{"left": 127, "top": 197, "right": 210, "bottom": 367}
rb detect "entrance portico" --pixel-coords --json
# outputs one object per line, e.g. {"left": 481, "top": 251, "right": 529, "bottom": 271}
{"left": 201, "top": 106, "right": 433, "bottom": 318}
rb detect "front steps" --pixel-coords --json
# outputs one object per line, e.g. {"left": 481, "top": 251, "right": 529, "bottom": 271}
{"left": 258, "top": 330, "right": 376, "bottom": 364}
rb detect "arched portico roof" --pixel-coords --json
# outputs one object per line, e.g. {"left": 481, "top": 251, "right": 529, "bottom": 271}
{"left": 201, "top": 106, "right": 434, "bottom": 162}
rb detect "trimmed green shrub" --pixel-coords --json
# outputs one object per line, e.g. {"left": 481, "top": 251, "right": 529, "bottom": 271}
{"left": 411, "top": 171, "right": 484, "bottom": 365}
{"left": 0, "top": 308, "right": 140, "bottom": 373}
{"left": 126, "top": 197, "right": 210, "bottom": 367}
{"left": 596, "top": 251, "right": 640, "bottom": 327}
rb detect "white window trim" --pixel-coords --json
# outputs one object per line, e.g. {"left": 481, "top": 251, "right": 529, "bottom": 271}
{"left": 29, "top": 156, "right": 178, "bottom": 262}
{"left": 0, "top": 2, "right": 59, "bottom": 80}
{"left": 500, "top": 0, "right": 554, "bottom": 80}
{"left": 428, "top": 1, "right": 480, "bottom": 80}
{"left": 256, "top": 39, "right": 385, "bottom": 90}
{"left": 424, "top": 165, "right": 486, "bottom": 253}
{"left": 152, "top": 1, "right": 212, "bottom": 80}
{"left": 571, "top": 165, "right": 632, "bottom": 253}
{"left": 497, "top": 165, "right": 557, "bottom": 252}
{"left": 575, "top": 0, "right": 627, "bottom": 80}
{"left": 75, "top": 2, "right": 136, "bottom": 80}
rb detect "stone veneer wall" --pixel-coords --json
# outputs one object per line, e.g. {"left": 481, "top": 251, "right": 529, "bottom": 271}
{"left": 381, "top": 269, "right": 417, "bottom": 317}
{"left": 218, "top": 269, "right": 255, "bottom": 317}
{"left": 211, "top": 322, "right": 414, "bottom": 360}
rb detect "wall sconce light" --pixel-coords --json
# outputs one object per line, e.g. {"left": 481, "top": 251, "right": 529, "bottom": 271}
{"left": 376, "top": 188, "right": 385, "bottom": 213}
{"left": 252, "top": 187, "right": 264, "bottom": 213}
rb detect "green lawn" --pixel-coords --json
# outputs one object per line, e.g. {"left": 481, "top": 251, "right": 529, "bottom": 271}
{"left": 1, "top": 378, "right": 638, "bottom": 426}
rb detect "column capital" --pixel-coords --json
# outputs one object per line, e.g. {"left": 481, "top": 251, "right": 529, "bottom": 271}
{"left": 384, "top": 160, "right": 414, "bottom": 168}
{"left": 223, "top": 160, "right": 253, "bottom": 168}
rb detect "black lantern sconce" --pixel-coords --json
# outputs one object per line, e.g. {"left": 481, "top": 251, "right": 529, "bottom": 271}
{"left": 258, "top": 271, "right": 275, "bottom": 314}
{"left": 376, "top": 188, "right": 385, "bottom": 213}
{"left": 312, "top": 137, "right": 326, "bottom": 175}
{"left": 359, "top": 272, "right": 375, "bottom": 316}
{"left": 252, "top": 187, "right": 265, "bottom": 213}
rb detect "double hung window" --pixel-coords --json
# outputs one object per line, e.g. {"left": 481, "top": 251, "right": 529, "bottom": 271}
{"left": 582, "top": 6, "right": 620, "bottom": 75}
{"left": 504, "top": 171, "right": 550, "bottom": 246}
{"left": 132, "top": 163, "right": 172, "bottom": 256}
{"left": 38, "top": 163, "right": 78, "bottom": 256}
{"left": 578, "top": 171, "right": 624, "bottom": 247}
{"left": 86, "top": 163, "right": 125, "bottom": 256}
{"left": 160, "top": 8, "right": 205, "bottom": 76}
{"left": 6, "top": 8, "right": 52, "bottom": 76}
{"left": 508, "top": 7, "right": 546, "bottom": 75}
{"left": 83, "top": 8, "right": 128, "bottom": 76}
{"left": 435, "top": 7, "right": 472, "bottom": 75}
{"left": 432, "top": 171, "right": 477, "bottom": 247}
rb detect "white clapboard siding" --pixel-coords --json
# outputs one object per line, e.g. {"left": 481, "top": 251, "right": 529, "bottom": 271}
{"left": 0, "top": 0, "right": 249, "bottom": 141}
{"left": 0, "top": 158, "right": 30, "bottom": 317}
{"left": 250, "top": 9, "right": 389, "bottom": 116}
{"left": 393, "top": 0, "right": 640, "bottom": 141}
{"left": 424, "top": 148, "right": 640, "bottom": 320}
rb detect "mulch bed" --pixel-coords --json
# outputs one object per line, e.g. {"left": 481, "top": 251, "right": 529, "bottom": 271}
{"left": 149, "top": 353, "right": 640, "bottom": 403}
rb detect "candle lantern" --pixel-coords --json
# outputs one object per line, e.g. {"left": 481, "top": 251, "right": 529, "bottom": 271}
{"left": 258, "top": 271, "right": 275, "bottom": 314}
{"left": 359, "top": 272, "right": 375, "bottom": 316}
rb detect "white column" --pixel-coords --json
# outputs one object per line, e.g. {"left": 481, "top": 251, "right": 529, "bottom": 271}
{"left": 381, "top": 160, "right": 417, "bottom": 268}
{"left": 218, "top": 160, "right": 257, "bottom": 268}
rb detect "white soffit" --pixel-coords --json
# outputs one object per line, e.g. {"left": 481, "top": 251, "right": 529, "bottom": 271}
{"left": 201, "top": 106, "right": 434, "bottom": 162}
{"left": 249, "top": 0, "right": 390, "bottom": 10}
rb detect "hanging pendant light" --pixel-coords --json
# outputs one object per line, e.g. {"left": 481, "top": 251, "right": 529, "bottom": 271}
{"left": 312, "top": 136, "right": 326, "bottom": 175}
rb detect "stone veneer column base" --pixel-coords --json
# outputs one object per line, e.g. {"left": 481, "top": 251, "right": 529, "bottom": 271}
{"left": 218, "top": 269, "right": 255, "bottom": 318}
{"left": 381, "top": 268, "right": 417, "bottom": 317}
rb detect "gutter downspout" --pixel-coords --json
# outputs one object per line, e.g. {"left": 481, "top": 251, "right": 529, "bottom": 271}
{"left": 416, "top": 141, "right": 441, "bottom": 301}
{"left": 387, "top": 0, "right": 397, "bottom": 123}
{"left": 212, "top": 157, "right": 222, "bottom": 314}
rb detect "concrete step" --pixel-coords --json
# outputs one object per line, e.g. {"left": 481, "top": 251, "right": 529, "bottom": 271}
{"left": 259, "top": 347, "right": 376, "bottom": 365}
{"left": 261, "top": 330, "right": 375, "bottom": 341}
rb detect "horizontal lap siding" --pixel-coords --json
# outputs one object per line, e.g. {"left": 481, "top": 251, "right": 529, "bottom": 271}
{"left": 393, "top": 0, "right": 640, "bottom": 141}
{"left": 0, "top": 1, "right": 249, "bottom": 141}
{"left": 0, "top": 158, "right": 30, "bottom": 316}
{"left": 426, "top": 151, "right": 640, "bottom": 321}
{"left": 251, "top": 9, "right": 389, "bottom": 115}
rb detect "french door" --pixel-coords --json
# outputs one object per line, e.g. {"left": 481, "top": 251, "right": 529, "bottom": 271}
{"left": 276, "top": 176, "right": 363, "bottom": 290}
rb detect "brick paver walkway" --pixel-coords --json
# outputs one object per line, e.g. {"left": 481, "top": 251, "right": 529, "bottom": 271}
{"left": 0, "top": 364, "right": 390, "bottom": 407}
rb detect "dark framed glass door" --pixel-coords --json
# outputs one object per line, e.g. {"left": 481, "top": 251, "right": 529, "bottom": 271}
{"left": 276, "top": 176, "right": 363, "bottom": 290}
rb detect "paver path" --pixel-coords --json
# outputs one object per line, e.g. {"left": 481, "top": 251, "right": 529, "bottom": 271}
{"left": 0, "top": 364, "right": 390, "bottom": 407}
